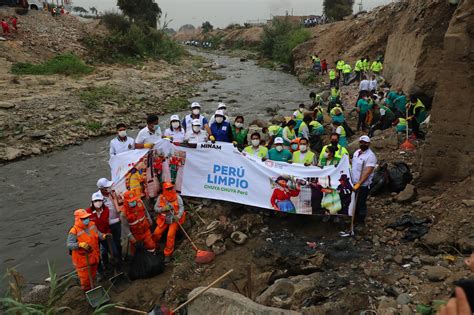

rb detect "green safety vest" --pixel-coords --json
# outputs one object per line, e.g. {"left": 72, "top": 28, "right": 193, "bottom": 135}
{"left": 312, "top": 56, "right": 321, "bottom": 64}
{"left": 283, "top": 126, "right": 296, "bottom": 145}
{"left": 413, "top": 99, "right": 426, "bottom": 123}
{"left": 319, "top": 144, "right": 349, "bottom": 161}
{"left": 298, "top": 121, "right": 308, "bottom": 138}
{"left": 268, "top": 125, "right": 283, "bottom": 137}
{"left": 331, "top": 88, "right": 340, "bottom": 98}
{"left": 244, "top": 145, "right": 268, "bottom": 158}
{"left": 330, "top": 105, "right": 343, "bottom": 116}
{"left": 355, "top": 60, "right": 363, "bottom": 72}
{"left": 294, "top": 110, "right": 304, "bottom": 122}
{"left": 371, "top": 61, "right": 383, "bottom": 72}
{"left": 292, "top": 150, "right": 315, "bottom": 165}
{"left": 343, "top": 64, "right": 352, "bottom": 73}
{"left": 362, "top": 59, "right": 369, "bottom": 71}
{"left": 398, "top": 118, "right": 407, "bottom": 126}
{"left": 336, "top": 60, "right": 345, "bottom": 70}
{"left": 329, "top": 69, "right": 336, "bottom": 80}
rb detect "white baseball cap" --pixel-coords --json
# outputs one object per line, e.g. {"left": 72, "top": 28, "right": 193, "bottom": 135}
{"left": 274, "top": 137, "right": 284, "bottom": 144}
{"left": 191, "top": 119, "right": 201, "bottom": 126}
{"left": 359, "top": 135, "right": 371, "bottom": 143}
{"left": 217, "top": 102, "right": 227, "bottom": 109}
{"left": 91, "top": 191, "right": 104, "bottom": 201}
{"left": 97, "top": 178, "right": 113, "bottom": 189}
{"left": 191, "top": 102, "right": 201, "bottom": 109}
{"left": 170, "top": 114, "right": 180, "bottom": 122}
{"left": 215, "top": 109, "right": 225, "bottom": 117}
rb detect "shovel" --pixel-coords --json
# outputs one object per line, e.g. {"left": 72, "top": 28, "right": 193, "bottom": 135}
{"left": 172, "top": 213, "right": 215, "bottom": 264}
{"left": 106, "top": 237, "right": 131, "bottom": 293}
{"left": 84, "top": 251, "right": 110, "bottom": 308}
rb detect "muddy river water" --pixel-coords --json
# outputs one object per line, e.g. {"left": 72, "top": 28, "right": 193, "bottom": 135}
{"left": 0, "top": 51, "right": 313, "bottom": 286}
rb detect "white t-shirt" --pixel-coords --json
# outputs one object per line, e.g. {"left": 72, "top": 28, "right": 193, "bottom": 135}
{"left": 359, "top": 80, "right": 370, "bottom": 91}
{"left": 164, "top": 128, "right": 185, "bottom": 143}
{"left": 109, "top": 136, "right": 135, "bottom": 156}
{"left": 369, "top": 79, "right": 378, "bottom": 91}
{"left": 103, "top": 196, "right": 120, "bottom": 224}
{"left": 351, "top": 148, "right": 377, "bottom": 186}
{"left": 135, "top": 126, "right": 162, "bottom": 145}
{"left": 184, "top": 130, "right": 208, "bottom": 144}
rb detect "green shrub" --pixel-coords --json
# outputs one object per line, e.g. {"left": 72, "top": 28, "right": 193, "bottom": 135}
{"left": 86, "top": 121, "right": 102, "bottom": 132}
{"left": 79, "top": 86, "right": 120, "bottom": 109}
{"left": 84, "top": 16, "right": 184, "bottom": 64}
{"left": 11, "top": 54, "right": 93, "bottom": 76}
{"left": 260, "top": 18, "right": 311, "bottom": 64}
{"left": 165, "top": 96, "right": 189, "bottom": 112}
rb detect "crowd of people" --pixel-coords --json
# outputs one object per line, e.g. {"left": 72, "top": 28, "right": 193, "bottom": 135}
{"left": 303, "top": 15, "right": 328, "bottom": 27}
{"left": 66, "top": 52, "right": 432, "bottom": 293}
{"left": 1, "top": 15, "right": 17, "bottom": 35}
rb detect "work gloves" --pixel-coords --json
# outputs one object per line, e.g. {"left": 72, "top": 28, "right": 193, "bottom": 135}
{"left": 78, "top": 242, "right": 91, "bottom": 251}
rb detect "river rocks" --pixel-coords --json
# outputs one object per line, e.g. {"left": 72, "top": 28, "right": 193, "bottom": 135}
{"left": 230, "top": 231, "right": 248, "bottom": 244}
{"left": 256, "top": 278, "right": 295, "bottom": 309}
{"left": 29, "top": 131, "right": 48, "bottom": 139}
{"left": 0, "top": 101, "right": 15, "bottom": 109}
{"left": 395, "top": 184, "right": 416, "bottom": 203}
{"left": 205, "top": 234, "right": 222, "bottom": 247}
{"left": 211, "top": 241, "right": 226, "bottom": 255}
{"left": 393, "top": 254, "right": 404, "bottom": 264}
{"left": 461, "top": 199, "right": 474, "bottom": 207}
{"left": 187, "top": 288, "right": 301, "bottom": 315}
{"left": 425, "top": 266, "right": 450, "bottom": 282}
{"left": 22, "top": 284, "right": 49, "bottom": 304}
{"left": 4, "top": 147, "right": 22, "bottom": 160}
{"left": 422, "top": 230, "right": 452, "bottom": 249}
{"left": 455, "top": 234, "right": 474, "bottom": 253}
{"left": 418, "top": 196, "right": 434, "bottom": 202}
{"left": 396, "top": 293, "right": 412, "bottom": 305}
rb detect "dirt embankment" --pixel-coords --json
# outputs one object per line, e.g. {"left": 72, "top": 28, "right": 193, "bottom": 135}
{"left": 175, "top": 26, "right": 264, "bottom": 49}
{"left": 0, "top": 9, "right": 216, "bottom": 162}
{"left": 293, "top": 0, "right": 455, "bottom": 101}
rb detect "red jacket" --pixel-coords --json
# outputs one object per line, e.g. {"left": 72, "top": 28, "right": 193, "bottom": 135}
{"left": 270, "top": 188, "right": 300, "bottom": 207}
{"left": 86, "top": 206, "right": 111, "bottom": 234}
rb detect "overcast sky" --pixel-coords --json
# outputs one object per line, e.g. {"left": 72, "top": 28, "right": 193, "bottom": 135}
{"left": 72, "top": 0, "right": 393, "bottom": 29}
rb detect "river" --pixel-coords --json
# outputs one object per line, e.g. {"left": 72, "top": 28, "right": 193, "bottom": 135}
{"left": 0, "top": 51, "right": 312, "bottom": 286}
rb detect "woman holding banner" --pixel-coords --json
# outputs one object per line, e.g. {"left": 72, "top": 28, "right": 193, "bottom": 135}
{"left": 270, "top": 176, "right": 300, "bottom": 213}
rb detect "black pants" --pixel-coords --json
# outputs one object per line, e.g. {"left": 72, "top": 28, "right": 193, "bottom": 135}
{"left": 343, "top": 73, "right": 350, "bottom": 85}
{"left": 355, "top": 71, "right": 361, "bottom": 81}
{"left": 412, "top": 119, "right": 421, "bottom": 138}
{"left": 110, "top": 222, "right": 122, "bottom": 261}
{"left": 355, "top": 186, "right": 370, "bottom": 224}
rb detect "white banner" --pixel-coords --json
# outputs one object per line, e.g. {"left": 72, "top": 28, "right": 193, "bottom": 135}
{"left": 110, "top": 140, "right": 356, "bottom": 216}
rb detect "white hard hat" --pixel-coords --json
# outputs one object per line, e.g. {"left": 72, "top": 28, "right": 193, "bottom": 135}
{"left": 170, "top": 114, "right": 180, "bottom": 122}
{"left": 92, "top": 191, "right": 104, "bottom": 201}
{"left": 215, "top": 109, "right": 225, "bottom": 117}
{"left": 359, "top": 135, "right": 371, "bottom": 143}
{"left": 217, "top": 102, "right": 227, "bottom": 109}
{"left": 97, "top": 178, "right": 113, "bottom": 189}
{"left": 274, "top": 137, "right": 284, "bottom": 144}
{"left": 191, "top": 102, "right": 201, "bottom": 109}
{"left": 191, "top": 119, "right": 201, "bottom": 126}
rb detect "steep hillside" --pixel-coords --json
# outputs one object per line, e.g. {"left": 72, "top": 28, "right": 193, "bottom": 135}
{"left": 175, "top": 26, "right": 264, "bottom": 48}
{"left": 293, "top": 0, "right": 455, "bottom": 101}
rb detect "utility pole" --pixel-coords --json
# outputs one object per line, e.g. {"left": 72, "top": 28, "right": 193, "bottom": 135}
{"left": 358, "top": 0, "right": 364, "bottom": 12}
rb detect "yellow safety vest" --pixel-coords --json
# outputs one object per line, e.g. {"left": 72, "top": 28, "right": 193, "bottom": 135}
{"left": 329, "top": 69, "right": 336, "bottom": 80}
{"left": 355, "top": 60, "right": 363, "bottom": 71}
{"left": 319, "top": 144, "right": 349, "bottom": 161}
{"left": 343, "top": 64, "right": 352, "bottom": 73}
{"left": 362, "top": 59, "right": 369, "bottom": 71}
{"left": 244, "top": 146, "right": 268, "bottom": 158}
{"left": 294, "top": 110, "right": 304, "bottom": 121}
{"left": 337, "top": 60, "right": 345, "bottom": 70}
{"left": 331, "top": 88, "right": 340, "bottom": 98}
{"left": 292, "top": 150, "right": 315, "bottom": 165}
{"left": 371, "top": 61, "right": 383, "bottom": 72}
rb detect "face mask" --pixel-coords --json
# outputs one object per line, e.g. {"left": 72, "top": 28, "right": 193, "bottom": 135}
{"left": 118, "top": 130, "right": 127, "bottom": 138}
{"left": 128, "top": 201, "right": 137, "bottom": 207}
{"left": 291, "top": 144, "right": 298, "bottom": 150}
{"left": 192, "top": 109, "right": 200, "bottom": 115}
{"left": 171, "top": 122, "right": 180, "bottom": 129}
{"left": 192, "top": 126, "right": 201, "bottom": 133}
{"left": 82, "top": 218, "right": 90, "bottom": 226}
{"left": 300, "top": 145, "right": 307, "bottom": 151}
{"left": 331, "top": 140, "right": 339, "bottom": 146}
{"left": 360, "top": 144, "right": 369, "bottom": 151}
{"left": 93, "top": 201, "right": 103, "bottom": 209}
{"left": 276, "top": 145, "right": 283, "bottom": 152}
{"left": 215, "top": 117, "right": 224, "bottom": 124}
{"left": 235, "top": 122, "right": 243, "bottom": 128}
{"left": 251, "top": 139, "right": 260, "bottom": 147}
{"left": 323, "top": 152, "right": 329, "bottom": 158}
{"left": 154, "top": 124, "right": 160, "bottom": 131}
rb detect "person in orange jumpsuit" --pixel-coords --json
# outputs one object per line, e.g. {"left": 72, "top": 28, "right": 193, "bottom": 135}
{"left": 67, "top": 209, "right": 109, "bottom": 291}
{"left": 153, "top": 182, "right": 186, "bottom": 263}
{"left": 121, "top": 190, "right": 155, "bottom": 252}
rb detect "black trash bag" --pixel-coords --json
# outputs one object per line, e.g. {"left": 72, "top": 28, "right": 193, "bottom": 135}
{"left": 128, "top": 242, "right": 165, "bottom": 280}
{"left": 387, "top": 162, "right": 412, "bottom": 193}
{"left": 370, "top": 163, "right": 389, "bottom": 196}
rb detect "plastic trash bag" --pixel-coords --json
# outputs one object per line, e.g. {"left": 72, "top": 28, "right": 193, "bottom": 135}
{"left": 388, "top": 162, "right": 412, "bottom": 193}
{"left": 128, "top": 242, "right": 165, "bottom": 280}
{"left": 321, "top": 191, "right": 342, "bottom": 214}
{"left": 370, "top": 164, "right": 389, "bottom": 196}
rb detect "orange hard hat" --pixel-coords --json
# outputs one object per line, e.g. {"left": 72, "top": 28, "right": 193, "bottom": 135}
{"left": 123, "top": 190, "right": 140, "bottom": 202}
{"left": 291, "top": 138, "right": 301, "bottom": 144}
{"left": 74, "top": 209, "right": 91, "bottom": 219}
{"left": 162, "top": 182, "right": 175, "bottom": 190}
